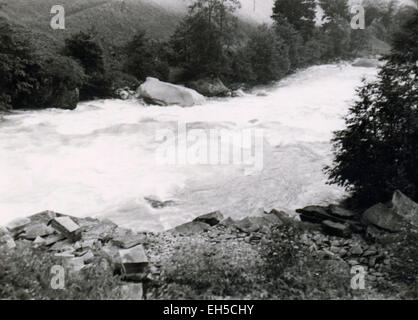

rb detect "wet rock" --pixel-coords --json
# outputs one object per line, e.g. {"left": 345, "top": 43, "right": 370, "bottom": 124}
{"left": 144, "top": 197, "right": 175, "bottom": 209}
{"left": 362, "top": 203, "right": 405, "bottom": 232}
{"left": 28, "top": 210, "right": 57, "bottom": 225}
{"left": 321, "top": 220, "right": 351, "bottom": 238}
{"left": 174, "top": 221, "right": 210, "bottom": 235}
{"left": 194, "top": 211, "right": 224, "bottom": 226}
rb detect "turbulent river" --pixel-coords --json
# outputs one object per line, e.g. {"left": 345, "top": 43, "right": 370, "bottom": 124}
{"left": 0, "top": 63, "right": 378, "bottom": 232}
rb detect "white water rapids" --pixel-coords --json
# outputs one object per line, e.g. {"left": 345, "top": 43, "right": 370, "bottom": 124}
{"left": 0, "top": 63, "right": 377, "bottom": 232}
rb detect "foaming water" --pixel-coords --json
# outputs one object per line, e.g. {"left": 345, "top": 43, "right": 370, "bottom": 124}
{"left": 0, "top": 63, "right": 377, "bottom": 232}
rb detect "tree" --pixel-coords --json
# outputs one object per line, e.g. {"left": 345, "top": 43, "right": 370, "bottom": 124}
{"left": 170, "top": 0, "right": 241, "bottom": 80}
{"left": 272, "top": 0, "right": 316, "bottom": 39}
{"left": 63, "top": 31, "right": 112, "bottom": 100}
{"left": 326, "top": 10, "right": 418, "bottom": 206}
{"left": 246, "top": 25, "right": 290, "bottom": 84}
{"left": 0, "top": 19, "right": 43, "bottom": 109}
{"left": 123, "top": 31, "right": 169, "bottom": 82}
{"left": 319, "top": 0, "right": 350, "bottom": 22}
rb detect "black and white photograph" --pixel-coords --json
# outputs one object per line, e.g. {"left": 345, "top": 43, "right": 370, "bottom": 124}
{"left": 0, "top": 0, "right": 417, "bottom": 304}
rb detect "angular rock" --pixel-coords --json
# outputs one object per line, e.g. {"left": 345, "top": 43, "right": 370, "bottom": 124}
{"left": 80, "top": 250, "right": 95, "bottom": 264}
{"left": 188, "top": 77, "right": 230, "bottom": 97}
{"left": 119, "top": 245, "right": 148, "bottom": 275}
{"left": 328, "top": 205, "right": 357, "bottom": 219}
{"left": 297, "top": 206, "right": 345, "bottom": 224}
{"left": 138, "top": 77, "right": 205, "bottom": 107}
{"left": 193, "top": 211, "right": 224, "bottom": 226}
{"left": 82, "top": 219, "right": 117, "bottom": 241}
{"left": 350, "top": 244, "right": 363, "bottom": 255}
{"left": 321, "top": 220, "right": 351, "bottom": 238}
{"left": 174, "top": 221, "right": 210, "bottom": 235}
{"left": 362, "top": 203, "right": 405, "bottom": 232}
{"left": 391, "top": 190, "right": 418, "bottom": 227}
{"left": 144, "top": 197, "right": 175, "bottom": 209}
{"left": 20, "top": 223, "right": 54, "bottom": 240}
{"left": 234, "top": 216, "right": 281, "bottom": 233}
{"left": 112, "top": 228, "right": 146, "bottom": 249}
{"left": 28, "top": 210, "right": 57, "bottom": 225}
{"left": 43, "top": 234, "right": 66, "bottom": 246}
{"left": 6, "top": 217, "right": 31, "bottom": 233}
{"left": 219, "top": 217, "right": 237, "bottom": 227}
{"left": 50, "top": 216, "right": 81, "bottom": 241}
{"left": 0, "top": 226, "right": 9, "bottom": 237}
{"left": 0, "top": 234, "right": 16, "bottom": 250}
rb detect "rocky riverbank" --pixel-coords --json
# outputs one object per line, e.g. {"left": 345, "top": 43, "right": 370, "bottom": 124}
{"left": 1, "top": 190, "right": 417, "bottom": 300}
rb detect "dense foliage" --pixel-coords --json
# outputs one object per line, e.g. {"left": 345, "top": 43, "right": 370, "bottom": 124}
{"left": 326, "top": 9, "right": 418, "bottom": 206}
{"left": 0, "top": 0, "right": 412, "bottom": 109}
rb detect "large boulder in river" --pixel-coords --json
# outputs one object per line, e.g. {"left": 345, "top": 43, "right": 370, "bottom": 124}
{"left": 137, "top": 77, "right": 205, "bottom": 107}
{"left": 187, "top": 78, "right": 230, "bottom": 97}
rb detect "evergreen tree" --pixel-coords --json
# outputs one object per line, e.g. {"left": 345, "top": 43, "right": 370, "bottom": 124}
{"left": 272, "top": 0, "right": 316, "bottom": 39}
{"left": 326, "top": 9, "right": 418, "bottom": 206}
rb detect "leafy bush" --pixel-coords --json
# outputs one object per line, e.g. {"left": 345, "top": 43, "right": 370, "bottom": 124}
{"left": 0, "top": 242, "right": 123, "bottom": 300}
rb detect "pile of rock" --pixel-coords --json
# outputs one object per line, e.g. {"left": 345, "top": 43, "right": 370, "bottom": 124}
{"left": 296, "top": 190, "right": 418, "bottom": 240}
{"left": 2, "top": 210, "right": 150, "bottom": 299}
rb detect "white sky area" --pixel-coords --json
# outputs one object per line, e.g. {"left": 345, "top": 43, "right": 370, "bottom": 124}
{"left": 140, "top": 0, "right": 415, "bottom": 24}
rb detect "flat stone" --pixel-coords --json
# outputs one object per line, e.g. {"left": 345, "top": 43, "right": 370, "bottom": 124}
{"left": 80, "top": 250, "right": 95, "bottom": 264}
{"left": 43, "top": 234, "right": 66, "bottom": 246}
{"left": 328, "top": 205, "right": 357, "bottom": 219}
{"left": 28, "top": 210, "right": 57, "bottom": 224}
{"left": 82, "top": 219, "right": 117, "bottom": 241}
{"left": 119, "top": 245, "right": 148, "bottom": 275}
{"left": 20, "top": 223, "right": 55, "bottom": 240}
{"left": 112, "top": 228, "right": 146, "bottom": 249}
{"left": 50, "top": 216, "right": 81, "bottom": 241}
{"left": 193, "top": 211, "right": 224, "bottom": 226}
{"left": 33, "top": 236, "right": 47, "bottom": 245}
{"left": 174, "top": 221, "right": 210, "bottom": 235}
{"left": 321, "top": 220, "right": 351, "bottom": 238}
{"left": 6, "top": 217, "right": 31, "bottom": 232}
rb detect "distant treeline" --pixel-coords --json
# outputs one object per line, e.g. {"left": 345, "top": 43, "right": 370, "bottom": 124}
{"left": 0, "top": 0, "right": 414, "bottom": 110}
